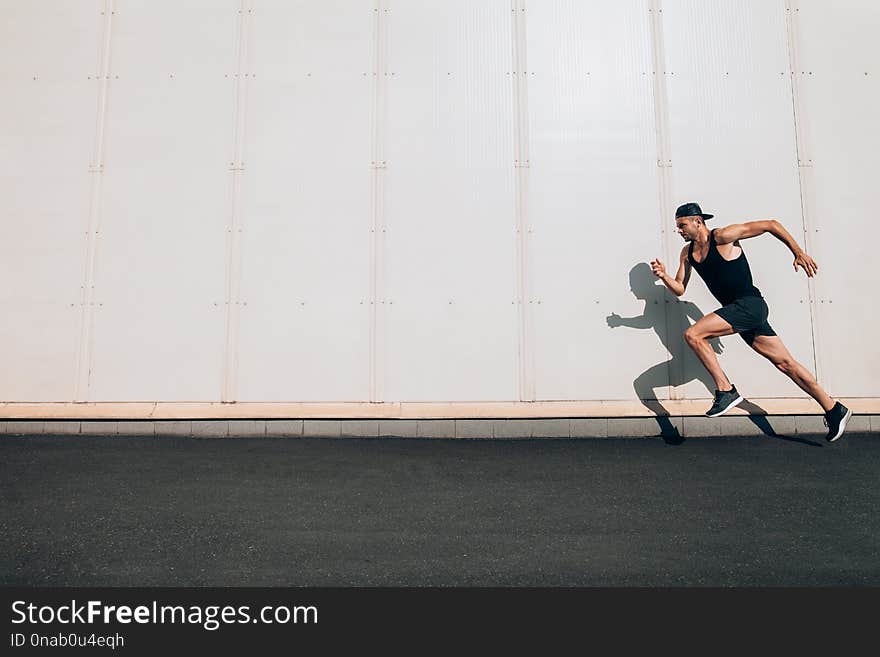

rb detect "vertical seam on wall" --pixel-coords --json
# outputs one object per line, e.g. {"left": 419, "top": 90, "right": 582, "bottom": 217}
{"left": 783, "top": 0, "right": 821, "bottom": 380}
{"left": 75, "top": 0, "right": 115, "bottom": 402}
{"left": 369, "top": 1, "right": 388, "bottom": 403}
{"left": 221, "top": 0, "right": 251, "bottom": 402}
{"left": 648, "top": 0, "right": 679, "bottom": 400}
{"left": 511, "top": 0, "right": 534, "bottom": 402}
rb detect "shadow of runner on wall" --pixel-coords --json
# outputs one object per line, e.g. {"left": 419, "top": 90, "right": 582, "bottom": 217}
{"left": 606, "top": 263, "right": 821, "bottom": 447}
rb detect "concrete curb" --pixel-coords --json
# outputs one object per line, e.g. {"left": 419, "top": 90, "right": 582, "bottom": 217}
{"left": 2, "top": 416, "right": 877, "bottom": 439}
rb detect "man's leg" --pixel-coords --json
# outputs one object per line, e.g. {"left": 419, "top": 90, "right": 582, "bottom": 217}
{"left": 749, "top": 335, "right": 835, "bottom": 412}
{"left": 683, "top": 313, "right": 737, "bottom": 391}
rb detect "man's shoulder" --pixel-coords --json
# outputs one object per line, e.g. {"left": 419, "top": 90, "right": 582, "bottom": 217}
{"left": 712, "top": 224, "right": 731, "bottom": 244}
{"left": 713, "top": 222, "right": 757, "bottom": 244}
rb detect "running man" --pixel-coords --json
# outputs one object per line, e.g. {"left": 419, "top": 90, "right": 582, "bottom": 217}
{"left": 650, "top": 202, "right": 851, "bottom": 442}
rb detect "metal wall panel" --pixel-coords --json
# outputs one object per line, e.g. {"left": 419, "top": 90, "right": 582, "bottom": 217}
{"left": 793, "top": 0, "right": 880, "bottom": 396}
{"left": 526, "top": 0, "right": 670, "bottom": 401}
{"left": 235, "top": 0, "right": 373, "bottom": 401}
{"left": 382, "top": 1, "right": 519, "bottom": 401}
{"left": 87, "top": 1, "right": 238, "bottom": 401}
{"left": 3, "top": 1, "right": 878, "bottom": 408}
{"left": 0, "top": 2, "right": 101, "bottom": 400}
{"left": 662, "top": 0, "right": 815, "bottom": 400}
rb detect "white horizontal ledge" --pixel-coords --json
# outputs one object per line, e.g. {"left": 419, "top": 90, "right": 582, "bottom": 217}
{"left": 1, "top": 398, "right": 878, "bottom": 420}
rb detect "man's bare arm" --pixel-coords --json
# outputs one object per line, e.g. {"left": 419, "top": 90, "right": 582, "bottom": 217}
{"left": 714, "top": 219, "right": 818, "bottom": 277}
{"left": 651, "top": 246, "right": 690, "bottom": 297}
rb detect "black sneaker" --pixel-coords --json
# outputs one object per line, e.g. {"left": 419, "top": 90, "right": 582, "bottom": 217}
{"left": 824, "top": 402, "right": 852, "bottom": 442}
{"left": 706, "top": 385, "right": 744, "bottom": 417}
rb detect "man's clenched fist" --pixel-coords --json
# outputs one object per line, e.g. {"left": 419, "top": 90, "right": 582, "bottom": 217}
{"left": 650, "top": 259, "right": 666, "bottom": 278}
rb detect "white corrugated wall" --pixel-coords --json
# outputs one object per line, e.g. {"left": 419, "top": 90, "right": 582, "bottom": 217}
{"left": 1, "top": 0, "right": 877, "bottom": 412}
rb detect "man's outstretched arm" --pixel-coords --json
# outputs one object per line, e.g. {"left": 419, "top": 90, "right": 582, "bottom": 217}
{"left": 651, "top": 246, "right": 690, "bottom": 297}
{"left": 714, "top": 219, "right": 818, "bottom": 277}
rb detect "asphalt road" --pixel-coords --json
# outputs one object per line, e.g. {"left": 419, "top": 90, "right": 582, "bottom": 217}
{"left": 2, "top": 433, "right": 878, "bottom": 586}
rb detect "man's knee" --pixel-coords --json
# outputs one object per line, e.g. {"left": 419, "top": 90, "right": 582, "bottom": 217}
{"left": 684, "top": 327, "right": 702, "bottom": 346}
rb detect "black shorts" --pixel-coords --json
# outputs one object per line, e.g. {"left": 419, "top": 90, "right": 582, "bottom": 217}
{"left": 714, "top": 296, "right": 776, "bottom": 345}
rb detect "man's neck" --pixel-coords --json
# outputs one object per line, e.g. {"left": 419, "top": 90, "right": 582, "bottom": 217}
{"left": 693, "top": 227, "right": 711, "bottom": 246}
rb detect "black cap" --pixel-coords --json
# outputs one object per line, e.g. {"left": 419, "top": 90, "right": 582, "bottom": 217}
{"left": 675, "top": 202, "right": 713, "bottom": 221}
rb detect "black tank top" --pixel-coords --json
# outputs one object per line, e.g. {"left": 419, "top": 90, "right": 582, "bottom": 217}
{"left": 688, "top": 229, "right": 762, "bottom": 305}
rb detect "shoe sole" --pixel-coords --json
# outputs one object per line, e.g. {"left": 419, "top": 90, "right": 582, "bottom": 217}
{"left": 827, "top": 408, "right": 852, "bottom": 442}
{"left": 706, "top": 395, "right": 744, "bottom": 418}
